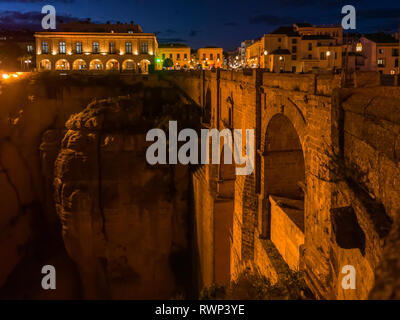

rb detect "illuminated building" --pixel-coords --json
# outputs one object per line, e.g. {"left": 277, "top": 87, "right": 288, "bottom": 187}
{"left": 156, "top": 43, "right": 191, "bottom": 70}
{"left": 356, "top": 34, "right": 400, "bottom": 75}
{"left": 197, "top": 47, "right": 223, "bottom": 69}
{"left": 35, "top": 21, "right": 157, "bottom": 73}
{"left": 246, "top": 23, "right": 343, "bottom": 73}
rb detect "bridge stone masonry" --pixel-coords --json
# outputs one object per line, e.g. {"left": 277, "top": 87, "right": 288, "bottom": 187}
{"left": 162, "top": 69, "right": 400, "bottom": 300}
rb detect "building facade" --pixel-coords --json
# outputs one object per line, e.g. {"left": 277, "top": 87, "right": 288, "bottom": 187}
{"left": 246, "top": 23, "right": 343, "bottom": 73}
{"left": 156, "top": 43, "right": 191, "bottom": 70}
{"left": 197, "top": 47, "right": 223, "bottom": 69}
{"left": 34, "top": 22, "right": 157, "bottom": 73}
{"left": 355, "top": 34, "right": 399, "bottom": 75}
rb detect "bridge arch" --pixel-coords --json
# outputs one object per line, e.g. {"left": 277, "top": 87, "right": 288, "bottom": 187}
{"left": 213, "top": 138, "right": 235, "bottom": 284}
{"left": 261, "top": 113, "right": 306, "bottom": 270}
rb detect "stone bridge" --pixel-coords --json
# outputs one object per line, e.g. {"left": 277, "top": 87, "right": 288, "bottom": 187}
{"left": 162, "top": 69, "right": 400, "bottom": 300}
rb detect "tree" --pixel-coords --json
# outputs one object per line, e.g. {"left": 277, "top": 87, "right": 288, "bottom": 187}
{"left": 163, "top": 58, "right": 174, "bottom": 69}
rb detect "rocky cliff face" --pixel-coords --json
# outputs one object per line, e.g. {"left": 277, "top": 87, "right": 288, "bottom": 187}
{"left": 0, "top": 75, "right": 199, "bottom": 299}
{"left": 51, "top": 90, "right": 199, "bottom": 299}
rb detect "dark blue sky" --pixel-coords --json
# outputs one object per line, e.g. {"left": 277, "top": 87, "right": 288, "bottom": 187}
{"left": 1, "top": 0, "right": 400, "bottom": 50}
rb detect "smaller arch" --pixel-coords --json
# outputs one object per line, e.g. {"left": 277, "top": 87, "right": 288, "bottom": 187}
{"left": 139, "top": 59, "right": 150, "bottom": 74}
{"left": 55, "top": 59, "right": 70, "bottom": 70}
{"left": 39, "top": 59, "right": 51, "bottom": 71}
{"left": 122, "top": 59, "right": 136, "bottom": 71}
{"left": 89, "top": 59, "right": 103, "bottom": 70}
{"left": 72, "top": 59, "right": 87, "bottom": 70}
{"left": 106, "top": 59, "right": 120, "bottom": 70}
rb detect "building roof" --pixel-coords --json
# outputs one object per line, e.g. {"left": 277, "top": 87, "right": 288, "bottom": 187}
{"left": 158, "top": 43, "right": 189, "bottom": 48}
{"left": 57, "top": 20, "right": 143, "bottom": 33}
{"left": 364, "top": 33, "right": 398, "bottom": 44}
{"left": 271, "top": 26, "right": 300, "bottom": 37}
{"left": 270, "top": 49, "right": 291, "bottom": 55}
{"left": 302, "top": 35, "right": 334, "bottom": 40}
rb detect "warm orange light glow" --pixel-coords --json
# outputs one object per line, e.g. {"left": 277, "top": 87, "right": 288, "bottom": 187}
{"left": 12, "top": 74, "right": 18, "bottom": 78}
{"left": 2, "top": 73, "right": 9, "bottom": 79}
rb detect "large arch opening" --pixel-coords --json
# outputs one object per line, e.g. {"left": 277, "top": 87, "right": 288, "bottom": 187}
{"left": 106, "top": 59, "right": 120, "bottom": 70}
{"left": 89, "top": 59, "right": 103, "bottom": 70}
{"left": 139, "top": 59, "right": 150, "bottom": 74}
{"left": 263, "top": 113, "right": 305, "bottom": 270}
{"left": 214, "top": 138, "right": 235, "bottom": 284}
{"left": 39, "top": 59, "right": 51, "bottom": 71}
{"left": 122, "top": 59, "right": 136, "bottom": 71}
{"left": 72, "top": 59, "right": 87, "bottom": 70}
{"left": 55, "top": 59, "right": 70, "bottom": 70}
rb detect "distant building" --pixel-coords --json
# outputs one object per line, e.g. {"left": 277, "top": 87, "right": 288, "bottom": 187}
{"left": 34, "top": 20, "right": 157, "bottom": 73}
{"left": 355, "top": 33, "right": 399, "bottom": 75}
{"left": 156, "top": 43, "right": 191, "bottom": 70}
{"left": 0, "top": 29, "right": 35, "bottom": 71}
{"left": 246, "top": 23, "right": 343, "bottom": 73}
{"left": 197, "top": 47, "right": 223, "bottom": 69}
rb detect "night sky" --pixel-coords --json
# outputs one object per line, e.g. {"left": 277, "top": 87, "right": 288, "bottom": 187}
{"left": 1, "top": 0, "right": 400, "bottom": 50}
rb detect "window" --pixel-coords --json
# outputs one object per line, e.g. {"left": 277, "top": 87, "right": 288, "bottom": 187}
{"left": 377, "top": 58, "right": 385, "bottom": 67}
{"left": 320, "top": 52, "right": 326, "bottom": 60}
{"left": 334, "top": 51, "right": 338, "bottom": 59}
{"left": 42, "top": 42, "right": 48, "bottom": 54}
{"left": 395, "top": 59, "right": 399, "bottom": 67}
{"left": 292, "top": 46, "right": 297, "bottom": 53}
{"left": 125, "top": 42, "right": 132, "bottom": 54}
{"left": 92, "top": 42, "right": 99, "bottom": 53}
{"left": 76, "top": 42, "right": 82, "bottom": 54}
{"left": 162, "top": 53, "right": 165, "bottom": 59}
{"left": 59, "top": 41, "right": 66, "bottom": 54}
{"left": 308, "top": 43, "right": 312, "bottom": 51}
{"left": 169, "top": 53, "right": 173, "bottom": 59}
{"left": 203, "top": 53, "right": 206, "bottom": 60}
{"left": 379, "top": 48, "right": 384, "bottom": 54}
{"left": 278, "top": 38, "right": 281, "bottom": 42}
{"left": 128, "top": 30, "right": 134, "bottom": 34}
{"left": 177, "top": 53, "right": 180, "bottom": 60}
{"left": 393, "top": 49, "right": 399, "bottom": 57}
{"left": 141, "top": 42, "right": 148, "bottom": 54}
{"left": 292, "top": 55, "right": 297, "bottom": 61}
{"left": 27, "top": 45, "right": 33, "bottom": 53}
{"left": 217, "top": 53, "right": 220, "bottom": 60}
{"left": 308, "top": 54, "right": 312, "bottom": 59}
{"left": 184, "top": 53, "right": 187, "bottom": 60}
{"left": 292, "top": 39, "right": 297, "bottom": 44}
{"left": 356, "top": 43, "right": 362, "bottom": 52}
{"left": 109, "top": 42, "right": 115, "bottom": 54}
{"left": 210, "top": 53, "right": 214, "bottom": 60}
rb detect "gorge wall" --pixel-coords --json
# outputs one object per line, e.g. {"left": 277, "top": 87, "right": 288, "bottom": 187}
{"left": 0, "top": 74, "right": 198, "bottom": 299}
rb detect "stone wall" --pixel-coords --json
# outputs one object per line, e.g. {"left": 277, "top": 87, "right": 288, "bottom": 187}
{"left": 169, "top": 69, "right": 400, "bottom": 300}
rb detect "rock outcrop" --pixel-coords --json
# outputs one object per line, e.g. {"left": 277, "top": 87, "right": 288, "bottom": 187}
{"left": 53, "top": 89, "right": 200, "bottom": 299}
